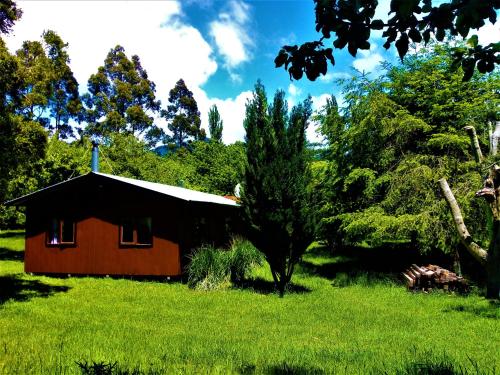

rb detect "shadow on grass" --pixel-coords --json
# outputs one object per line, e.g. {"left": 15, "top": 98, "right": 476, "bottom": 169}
{"left": 0, "top": 231, "right": 24, "bottom": 239}
{"left": 0, "top": 274, "right": 70, "bottom": 305}
{"left": 298, "top": 258, "right": 400, "bottom": 287}
{"left": 398, "top": 357, "right": 495, "bottom": 375}
{"left": 233, "top": 277, "right": 311, "bottom": 295}
{"left": 0, "top": 247, "right": 24, "bottom": 261}
{"left": 444, "top": 300, "right": 500, "bottom": 319}
{"left": 238, "top": 363, "right": 325, "bottom": 374}
{"left": 298, "top": 245, "right": 423, "bottom": 287}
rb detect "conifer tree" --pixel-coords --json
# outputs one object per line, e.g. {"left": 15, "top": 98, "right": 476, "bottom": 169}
{"left": 242, "top": 81, "right": 312, "bottom": 297}
{"left": 82, "top": 45, "right": 162, "bottom": 145}
{"left": 208, "top": 104, "right": 223, "bottom": 143}
{"left": 162, "top": 78, "right": 203, "bottom": 148}
{"left": 43, "top": 30, "right": 81, "bottom": 139}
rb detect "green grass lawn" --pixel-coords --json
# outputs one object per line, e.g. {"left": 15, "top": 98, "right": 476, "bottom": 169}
{"left": 0, "top": 231, "right": 499, "bottom": 374}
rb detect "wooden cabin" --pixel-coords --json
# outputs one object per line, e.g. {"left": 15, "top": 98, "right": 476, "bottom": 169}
{"left": 6, "top": 169, "right": 239, "bottom": 277}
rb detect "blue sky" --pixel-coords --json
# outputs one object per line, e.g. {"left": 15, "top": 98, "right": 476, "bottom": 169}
{"left": 4, "top": 0, "right": 498, "bottom": 144}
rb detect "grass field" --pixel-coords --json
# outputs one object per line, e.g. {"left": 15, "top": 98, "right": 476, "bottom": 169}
{"left": 0, "top": 230, "right": 499, "bottom": 374}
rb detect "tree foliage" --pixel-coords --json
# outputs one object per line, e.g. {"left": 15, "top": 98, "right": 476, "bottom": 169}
{"left": 8, "top": 31, "right": 81, "bottom": 138}
{"left": 0, "top": 38, "right": 47, "bottom": 216}
{"left": 241, "top": 82, "right": 313, "bottom": 296}
{"left": 314, "top": 45, "right": 498, "bottom": 264}
{"left": 162, "top": 79, "right": 204, "bottom": 148}
{"left": 208, "top": 104, "right": 223, "bottom": 143}
{"left": 43, "top": 30, "right": 82, "bottom": 139}
{"left": 0, "top": 0, "right": 22, "bottom": 35}
{"left": 82, "top": 45, "right": 162, "bottom": 145}
{"left": 275, "top": 0, "right": 499, "bottom": 81}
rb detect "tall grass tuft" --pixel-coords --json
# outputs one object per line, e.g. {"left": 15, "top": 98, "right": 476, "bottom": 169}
{"left": 229, "top": 237, "right": 264, "bottom": 282}
{"left": 186, "top": 238, "right": 264, "bottom": 290}
{"left": 186, "top": 245, "right": 232, "bottom": 290}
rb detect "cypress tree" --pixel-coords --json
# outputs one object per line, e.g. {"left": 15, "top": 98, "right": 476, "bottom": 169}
{"left": 242, "top": 81, "right": 312, "bottom": 297}
{"left": 208, "top": 104, "right": 223, "bottom": 143}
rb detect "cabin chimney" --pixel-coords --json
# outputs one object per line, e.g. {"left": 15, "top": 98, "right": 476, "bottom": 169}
{"left": 91, "top": 141, "right": 99, "bottom": 173}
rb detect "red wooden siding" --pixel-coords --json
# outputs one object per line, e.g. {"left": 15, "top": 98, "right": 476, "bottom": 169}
{"left": 20, "top": 174, "right": 238, "bottom": 277}
{"left": 25, "top": 215, "right": 181, "bottom": 276}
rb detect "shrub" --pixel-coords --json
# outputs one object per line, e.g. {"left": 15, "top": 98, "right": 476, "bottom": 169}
{"left": 229, "top": 237, "right": 264, "bottom": 282}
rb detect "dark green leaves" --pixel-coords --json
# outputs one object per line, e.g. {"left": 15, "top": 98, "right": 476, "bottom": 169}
{"left": 0, "top": 0, "right": 22, "bottom": 35}
{"left": 467, "top": 35, "right": 479, "bottom": 48}
{"left": 275, "top": 0, "right": 500, "bottom": 81}
{"left": 242, "top": 82, "right": 313, "bottom": 295}
{"left": 395, "top": 33, "right": 409, "bottom": 61}
{"left": 370, "top": 19, "right": 385, "bottom": 30}
{"left": 275, "top": 42, "right": 336, "bottom": 81}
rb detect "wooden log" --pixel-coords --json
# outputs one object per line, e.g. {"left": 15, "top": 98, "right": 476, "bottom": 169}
{"left": 402, "top": 272, "right": 415, "bottom": 288}
{"left": 411, "top": 264, "right": 425, "bottom": 274}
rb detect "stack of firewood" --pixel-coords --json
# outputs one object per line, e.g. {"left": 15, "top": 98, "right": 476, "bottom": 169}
{"left": 402, "top": 264, "right": 469, "bottom": 293}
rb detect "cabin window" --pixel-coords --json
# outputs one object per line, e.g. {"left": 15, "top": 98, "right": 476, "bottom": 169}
{"left": 120, "top": 217, "right": 152, "bottom": 246}
{"left": 48, "top": 218, "right": 75, "bottom": 245}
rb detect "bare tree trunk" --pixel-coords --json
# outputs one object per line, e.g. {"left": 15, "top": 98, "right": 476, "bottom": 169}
{"left": 488, "top": 121, "right": 493, "bottom": 155}
{"left": 440, "top": 125, "right": 500, "bottom": 299}
{"left": 463, "top": 126, "right": 483, "bottom": 163}
{"left": 491, "top": 121, "right": 500, "bottom": 156}
{"left": 438, "top": 178, "right": 488, "bottom": 266}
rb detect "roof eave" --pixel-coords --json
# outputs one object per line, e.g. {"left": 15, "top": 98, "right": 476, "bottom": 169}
{"left": 3, "top": 173, "right": 92, "bottom": 207}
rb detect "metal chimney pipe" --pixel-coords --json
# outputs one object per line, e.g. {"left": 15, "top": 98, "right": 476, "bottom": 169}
{"left": 91, "top": 141, "right": 99, "bottom": 173}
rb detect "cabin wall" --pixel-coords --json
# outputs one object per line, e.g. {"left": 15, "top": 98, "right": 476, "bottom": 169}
{"left": 21, "top": 175, "right": 239, "bottom": 277}
{"left": 24, "top": 185, "right": 183, "bottom": 277}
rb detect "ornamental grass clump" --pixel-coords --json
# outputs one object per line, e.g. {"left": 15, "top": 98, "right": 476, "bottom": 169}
{"left": 229, "top": 237, "right": 264, "bottom": 282}
{"left": 187, "top": 245, "right": 232, "bottom": 290}
{"left": 187, "top": 238, "right": 264, "bottom": 290}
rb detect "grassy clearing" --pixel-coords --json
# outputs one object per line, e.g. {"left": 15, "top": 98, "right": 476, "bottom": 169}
{"left": 0, "top": 231, "right": 499, "bottom": 374}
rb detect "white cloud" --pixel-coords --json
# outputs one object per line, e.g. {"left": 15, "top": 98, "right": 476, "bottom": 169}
{"left": 209, "top": 0, "right": 253, "bottom": 70}
{"left": 318, "top": 72, "right": 351, "bottom": 83}
{"left": 6, "top": 1, "right": 217, "bottom": 103}
{"left": 374, "top": 0, "right": 391, "bottom": 22}
{"left": 306, "top": 94, "right": 331, "bottom": 144}
{"left": 359, "top": 42, "right": 378, "bottom": 57}
{"left": 288, "top": 83, "right": 301, "bottom": 97}
{"left": 353, "top": 52, "right": 384, "bottom": 72}
{"left": 229, "top": 72, "right": 243, "bottom": 84}
{"left": 194, "top": 89, "right": 253, "bottom": 144}
{"left": 6, "top": 0, "right": 255, "bottom": 143}
{"left": 311, "top": 94, "right": 333, "bottom": 112}
{"left": 307, "top": 93, "right": 346, "bottom": 144}
{"left": 476, "top": 22, "right": 499, "bottom": 45}
{"left": 229, "top": 0, "right": 250, "bottom": 24}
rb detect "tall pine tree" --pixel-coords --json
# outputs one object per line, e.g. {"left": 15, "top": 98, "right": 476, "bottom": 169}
{"left": 242, "top": 81, "right": 312, "bottom": 297}
{"left": 43, "top": 30, "right": 81, "bottom": 139}
{"left": 82, "top": 45, "right": 162, "bottom": 145}
{"left": 162, "top": 79, "right": 203, "bottom": 148}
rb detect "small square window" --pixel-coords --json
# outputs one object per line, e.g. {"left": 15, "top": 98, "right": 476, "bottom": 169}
{"left": 120, "top": 217, "right": 152, "bottom": 246}
{"left": 48, "top": 218, "right": 75, "bottom": 245}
